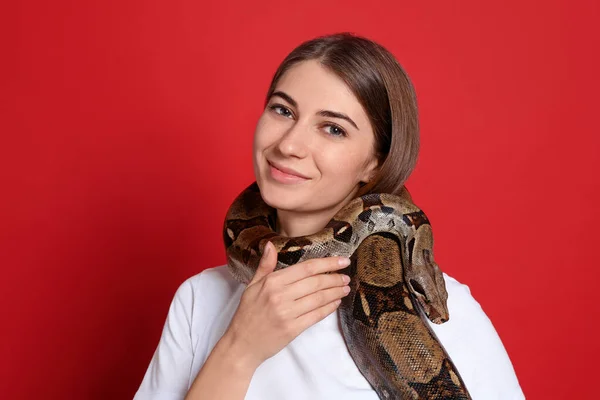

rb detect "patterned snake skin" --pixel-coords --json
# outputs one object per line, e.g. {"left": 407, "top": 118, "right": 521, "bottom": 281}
{"left": 223, "top": 182, "right": 471, "bottom": 399}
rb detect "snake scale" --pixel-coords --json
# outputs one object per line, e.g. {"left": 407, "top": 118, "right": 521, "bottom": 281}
{"left": 223, "top": 182, "right": 471, "bottom": 399}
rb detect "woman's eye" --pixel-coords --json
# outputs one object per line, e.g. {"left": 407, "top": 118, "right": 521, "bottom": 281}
{"left": 324, "top": 124, "right": 347, "bottom": 137}
{"left": 269, "top": 105, "right": 293, "bottom": 118}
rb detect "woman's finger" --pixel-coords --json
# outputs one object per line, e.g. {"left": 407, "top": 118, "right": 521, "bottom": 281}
{"left": 284, "top": 273, "right": 350, "bottom": 301}
{"left": 293, "top": 298, "right": 344, "bottom": 333}
{"left": 249, "top": 241, "right": 278, "bottom": 285}
{"left": 273, "top": 256, "right": 351, "bottom": 285}
{"left": 290, "top": 286, "right": 350, "bottom": 318}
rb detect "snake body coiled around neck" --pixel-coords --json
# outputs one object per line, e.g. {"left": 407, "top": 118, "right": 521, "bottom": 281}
{"left": 223, "top": 182, "right": 471, "bottom": 399}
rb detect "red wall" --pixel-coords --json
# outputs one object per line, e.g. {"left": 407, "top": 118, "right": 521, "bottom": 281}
{"left": 3, "top": 0, "right": 599, "bottom": 398}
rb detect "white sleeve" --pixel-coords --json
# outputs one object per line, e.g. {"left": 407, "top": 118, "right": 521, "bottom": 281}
{"left": 428, "top": 275, "right": 526, "bottom": 400}
{"left": 133, "top": 279, "right": 197, "bottom": 400}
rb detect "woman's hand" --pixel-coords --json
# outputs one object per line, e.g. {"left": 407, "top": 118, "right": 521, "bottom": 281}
{"left": 222, "top": 241, "right": 352, "bottom": 370}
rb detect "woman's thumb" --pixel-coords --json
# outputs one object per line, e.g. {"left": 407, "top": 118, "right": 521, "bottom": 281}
{"left": 250, "top": 241, "right": 277, "bottom": 284}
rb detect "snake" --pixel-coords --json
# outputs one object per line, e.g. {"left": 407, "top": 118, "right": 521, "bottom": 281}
{"left": 223, "top": 182, "right": 471, "bottom": 399}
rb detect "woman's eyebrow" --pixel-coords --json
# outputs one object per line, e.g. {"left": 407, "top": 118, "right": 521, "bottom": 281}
{"left": 271, "top": 91, "right": 298, "bottom": 108}
{"left": 270, "top": 90, "right": 359, "bottom": 131}
{"left": 316, "top": 110, "right": 359, "bottom": 131}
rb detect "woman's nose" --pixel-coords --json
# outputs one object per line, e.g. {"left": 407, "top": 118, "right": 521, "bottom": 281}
{"left": 275, "top": 122, "right": 310, "bottom": 159}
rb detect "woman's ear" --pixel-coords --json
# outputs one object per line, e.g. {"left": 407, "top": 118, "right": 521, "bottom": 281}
{"left": 360, "top": 157, "right": 379, "bottom": 184}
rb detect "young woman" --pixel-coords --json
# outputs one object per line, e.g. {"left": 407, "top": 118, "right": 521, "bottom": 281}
{"left": 134, "top": 33, "right": 525, "bottom": 400}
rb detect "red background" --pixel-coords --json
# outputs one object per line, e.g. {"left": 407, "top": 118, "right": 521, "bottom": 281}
{"left": 3, "top": 0, "right": 599, "bottom": 398}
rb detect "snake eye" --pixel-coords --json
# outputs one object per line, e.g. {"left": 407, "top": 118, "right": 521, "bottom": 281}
{"left": 410, "top": 279, "right": 427, "bottom": 298}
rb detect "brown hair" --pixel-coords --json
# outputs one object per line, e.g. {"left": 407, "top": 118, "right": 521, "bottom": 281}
{"left": 264, "top": 32, "right": 420, "bottom": 197}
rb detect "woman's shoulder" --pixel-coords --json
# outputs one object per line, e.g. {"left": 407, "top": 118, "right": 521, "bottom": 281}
{"left": 437, "top": 272, "right": 500, "bottom": 336}
{"left": 186, "top": 264, "right": 240, "bottom": 292}
{"left": 442, "top": 272, "right": 485, "bottom": 316}
{"left": 431, "top": 272, "right": 500, "bottom": 350}
{"left": 433, "top": 273, "right": 525, "bottom": 399}
{"left": 175, "top": 264, "right": 243, "bottom": 312}
{"left": 133, "top": 265, "right": 243, "bottom": 400}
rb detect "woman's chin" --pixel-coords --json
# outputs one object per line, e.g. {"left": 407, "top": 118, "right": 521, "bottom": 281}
{"left": 258, "top": 181, "right": 308, "bottom": 210}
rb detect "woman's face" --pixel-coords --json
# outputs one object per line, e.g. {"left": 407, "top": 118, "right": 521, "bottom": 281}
{"left": 253, "top": 59, "right": 378, "bottom": 214}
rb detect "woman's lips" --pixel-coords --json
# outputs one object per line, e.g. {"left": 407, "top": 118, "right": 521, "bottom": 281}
{"left": 268, "top": 162, "right": 310, "bottom": 183}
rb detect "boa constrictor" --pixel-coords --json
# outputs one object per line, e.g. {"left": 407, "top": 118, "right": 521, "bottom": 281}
{"left": 223, "top": 182, "right": 471, "bottom": 399}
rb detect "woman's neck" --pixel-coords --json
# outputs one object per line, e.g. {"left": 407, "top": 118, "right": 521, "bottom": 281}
{"left": 275, "top": 186, "right": 360, "bottom": 237}
{"left": 275, "top": 209, "right": 329, "bottom": 237}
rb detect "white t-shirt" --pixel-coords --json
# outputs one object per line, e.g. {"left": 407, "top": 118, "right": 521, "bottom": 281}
{"left": 134, "top": 265, "right": 525, "bottom": 400}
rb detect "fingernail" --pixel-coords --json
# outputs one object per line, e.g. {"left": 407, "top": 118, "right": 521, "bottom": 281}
{"left": 263, "top": 242, "right": 271, "bottom": 257}
{"left": 343, "top": 286, "right": 351, "bottom": 294}
{"left": 338, "top": 257, "right": 351, "bottom": 267}
{"left": 342, "top": 275, "right": 351, "bottom": 284}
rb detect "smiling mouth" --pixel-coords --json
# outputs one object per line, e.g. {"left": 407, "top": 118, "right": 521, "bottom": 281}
{"left": 267, "top": 161, "right": 310, "bottom": 183}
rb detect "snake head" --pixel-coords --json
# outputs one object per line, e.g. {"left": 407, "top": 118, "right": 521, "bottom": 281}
{"left": 406, "top": 249, "right": 449, "bottom": 324}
